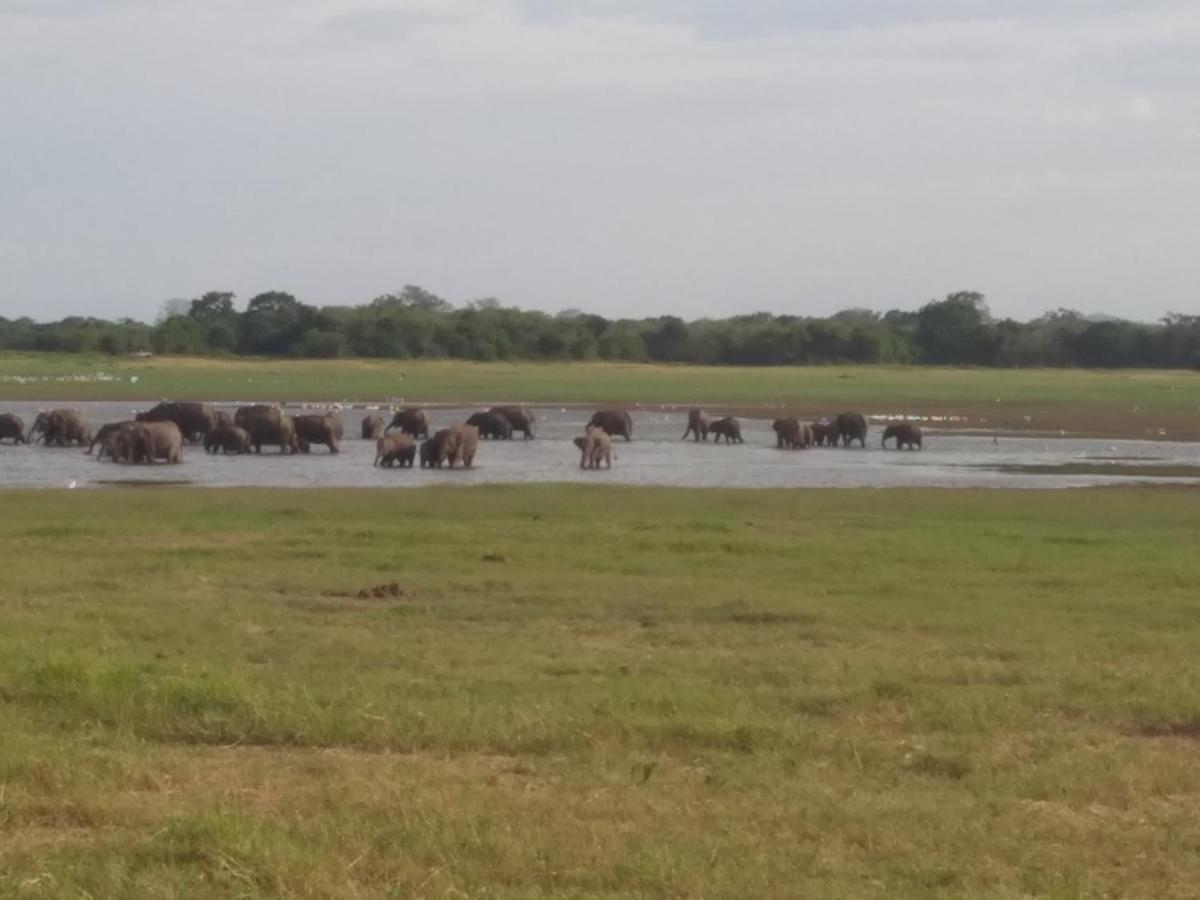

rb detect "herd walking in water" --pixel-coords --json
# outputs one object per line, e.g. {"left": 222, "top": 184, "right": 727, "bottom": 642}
{"left": 0, "top": 402, "right": 924, "bottom": 471}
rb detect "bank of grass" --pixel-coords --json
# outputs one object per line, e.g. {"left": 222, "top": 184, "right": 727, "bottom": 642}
{"left": 1, "top": 485, "right": 1199, "bottom": 897}
{"left": 2, "top": 351, "right": 1199, "bottom": 415}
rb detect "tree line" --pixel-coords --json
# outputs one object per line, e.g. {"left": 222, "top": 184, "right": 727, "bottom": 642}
{"left": 2, "top": 287, "right": 1199, "bottom": 368}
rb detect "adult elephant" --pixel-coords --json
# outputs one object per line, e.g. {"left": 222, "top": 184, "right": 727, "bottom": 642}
{"left": 127, "top": 421, "right": 183, "bottom": 464}
{"left": 835, "top": 412, "right": 868, "bottom": 448}
{"left": 466, "top": 411, "right": 512, "bottom": 440}
{"left": 361, "top": 415, "right": 384, "bottom": 440}
{"left": 239, "top": 407, "right": 297, "bottom": 454}
{"left": 291, "top": 413, "right": 341, "bottom": 453}
{"left": 136, "top": 401, "right": 216, "bottom": 443}
{"left": 489, "top": 406, "right": 535, "bottom": 439}
{"left": 89, "top": 421, "right": 136, "bottom": 456}
{"left": 708, "top": 416, "right": 742, "bottom": 444}
{"left": 375, "top": 433, "right": 416, "bottom": 468}
{"left": 420, "top": 429, "right": 454, "bottom": 468}
{"left": 810, "top": 420, "right": 836, "bottom": 447}
{"left": 588, "top": 410, "right": 633, "bottom": 441}
{"left": 0, "top": 413, "right": 26, "bottom": 444}
{"left": 882, "top": 423, "right": 923, "bottom": 450}
{"left": 386, "top": 408, "right": 430, "bottom": 439}
{"left": 28, "top": 409, "right": 91, "bottom": 447}
{"left": 772, "top": 417, "right": 811, "bottom": 449}
{"left": 204, "top": 424, "right": 252, "bottom": 455}
{"left": 681, "top": 408, "right": 709, "bottom": 442}
{"left": 445, "top": 424, "right": 479, "bottom": 468}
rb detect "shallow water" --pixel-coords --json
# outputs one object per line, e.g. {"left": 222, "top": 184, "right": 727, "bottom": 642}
{"left": 3, "top": 403, "right": 1200, "bottom": 490}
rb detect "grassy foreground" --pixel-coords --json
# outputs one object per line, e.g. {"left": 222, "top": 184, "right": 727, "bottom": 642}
{"left": 2, "top": 486, "right": 1199, "bottom": 897}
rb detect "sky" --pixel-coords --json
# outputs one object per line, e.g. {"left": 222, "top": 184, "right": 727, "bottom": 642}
{"left": 1, "top": 1, "right": 1197, "bottom": 324}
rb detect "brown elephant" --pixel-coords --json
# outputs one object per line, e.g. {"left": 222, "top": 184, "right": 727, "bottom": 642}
{"left": 386, "top": 408, "right": 430, "bottom": 439}
{"left": 238, "top": 407, "right": 296, "bottom": 454}
{"left": 0, "top": 413, "right": 26, "bottom": 444}
{"left": 28, "top": 409, "right": 91, "bottom": 447}
{"left": 291, "top": 413, "right": 341, "bottom": 453}
{"left": 810, "top": 420, "right": 836, "bottom": 446}
{"left": 489, "top": 406, "right": 536, "bottom": 439}
{"left": 882, "top": 423, "right": 923, "bottom": 450}
{"left": 445, "top": 424, "right": 479, "bottom": 468}
{"left": 125, "top": 421, "right": 183, "bottom": 464}
{"left": 89, "top": 421, "right": 136, "bottom": 457}
{"left": 361, "top": 415, "right": 385, "bottom": 440}
{"left": 375, "top": 432, "right": 416, "bottom": 467}
{"left": 577, "top": 427, "right": 614, "bottom": 469}
{"left": 424, "top": 432, "right": 456, "bottom": 472}
{"left": 681, "top": 408, "right": 709, "bottom": 442}
{"left": 135, "top": 401, "right": 216, "bottom": 443}
{"left": 772, "top": 417, "right": 811, "bottom": 449}
{"left": 588, "top": 410, "right": 633, "bottom": 441}
{"left": 834, "top": 412, "right": 868, "bottom": 448}
{"left": 467, "top": 411, "right": 513, "bottom": 440}
{"left": 709, "top": 416, "right": 742, "bottom": 444}
{"left": 204, "top": 424, "right": 252, "bottom": 454}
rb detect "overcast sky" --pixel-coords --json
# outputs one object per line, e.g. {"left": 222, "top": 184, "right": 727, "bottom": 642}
{"left": 1, "top": 1, "right": 1197, "bottom": 323}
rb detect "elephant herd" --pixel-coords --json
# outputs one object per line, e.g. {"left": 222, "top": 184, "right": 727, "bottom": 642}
{"left": 0, "top": 403, "right": 924, "bottom": 471}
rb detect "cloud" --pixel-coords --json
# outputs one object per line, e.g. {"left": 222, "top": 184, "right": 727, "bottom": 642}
{"left": 0, "top": 1, "right": 1198, "bottom": 322}
{"left": 0, "top": 0, "right": 149, "bottom": 18}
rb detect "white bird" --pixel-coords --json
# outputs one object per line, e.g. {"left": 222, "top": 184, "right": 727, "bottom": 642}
{"left": 67, "top": 480, "right": 77, "bottom": 489}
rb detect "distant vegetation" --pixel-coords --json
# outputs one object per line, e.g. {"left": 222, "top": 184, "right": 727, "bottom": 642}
{"left": 4, "top": 286, "right": 1200, "bottom": 368}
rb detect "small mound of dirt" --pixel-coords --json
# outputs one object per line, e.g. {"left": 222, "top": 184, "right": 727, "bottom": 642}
{"left": 322, "top": 582, "right": 411, "bottom": 600}
{"left": 1135, "top": 719, "right": 1200, "bottom": 740}
{"left": 482, "top": 553, "right": 508, "bottom": 563}
{"left": 357, "top": 582, "right": 409, "bottom": 600}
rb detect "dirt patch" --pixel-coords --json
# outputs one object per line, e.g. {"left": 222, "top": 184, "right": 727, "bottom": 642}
{"left": 321, "top": 582, "right": 412, "bottom": 601}
{"left": 1134, "top": 719, "right": 1200, "bottom": 740}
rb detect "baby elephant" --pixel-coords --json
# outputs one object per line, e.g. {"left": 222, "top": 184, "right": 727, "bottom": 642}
{"left": 882, "top": 423, "right": 923, "bottom": 450}
{"left": 708, "top": 416, "right": 742, "bottom": 444}
{"left": 576, "top": 426, "right": 614, "bottom": 469}
{"left": 375, "top": 433, "right": 416, "bottom": 467}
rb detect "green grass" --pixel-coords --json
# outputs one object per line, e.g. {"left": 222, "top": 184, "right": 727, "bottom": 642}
{"left": 2, "top": 485, "right": 1199, "bottom": 897}
{"left": 2, "top": 351, "right": 1199, "bottom": 416}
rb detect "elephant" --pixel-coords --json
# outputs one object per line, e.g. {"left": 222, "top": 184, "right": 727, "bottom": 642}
{"left": 375, "top": 432, "right": 416, "bottom": 467}
{"left": 772, "top": 417, "right": 811, "bottom": 449}
{"left": 466, "top": 411, "right": 512, "bottom": 440}
{"left": 135, "top": 401, "right": 217, "bottom": 443}
{"left": 708, "top": 416, "right": 742, "bottom": 444}
{"left": 681, "top": 408, "right": 709, "bottom": 442}
{"left": 421, "top": 428, "right": 462, "bottom": 468}
{"left": 361, "top": 415, "right": 385, "bottom": 440}
{"left": 386, "top": 408, "right": 430, "bottom": 439}
{"left": 204, "top": 424, "right": 252, "bottom": 455}
{"left": 834, "top": 412, "right": 868, "bottom": 448}
{"left": 810, "top": 420, "right": 836, "bottom": 447}
{"left": 419, "top": 433, "right": 448, "bottom": 468}
{"left": 28, "top": 409, "right": 91, "bottom": 447}
{"left": 588, "top": 410, "right": 633, "bottom": 441}
{"left": 234, "top": 404, "right": 279, "bottom": 428}
{"left": 291, "top": 413, "right": 341, "bottom": 453}
{"left": 239, "top": 407, "right": 297, "bottom": 454}
{"left": 445, "top": 424, "right": 479, "bottom": 468}
{"left": 577, "top": 427, "right": 614, "bottom": 469}
{"left": 882, "top": 423, "right": 923, "bottom": 450}
{"left": 489, "top": 406, "right": 536, "bottom": 439}
{"left": 126, "top": 421, "right": 183, "bottom": 464}
{"left": 0, "top": 413, "right": 26, "bottom": 444}
{"left": 89, "top": 421, "right": 136, "bottom": 457}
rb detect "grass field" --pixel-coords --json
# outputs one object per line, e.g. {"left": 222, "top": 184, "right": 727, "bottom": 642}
{"left": 2, "top": 352, "right": 1200, "bottom": 428}
{"left": 2, "top": 486, "right": 1199, "bottom": 897}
